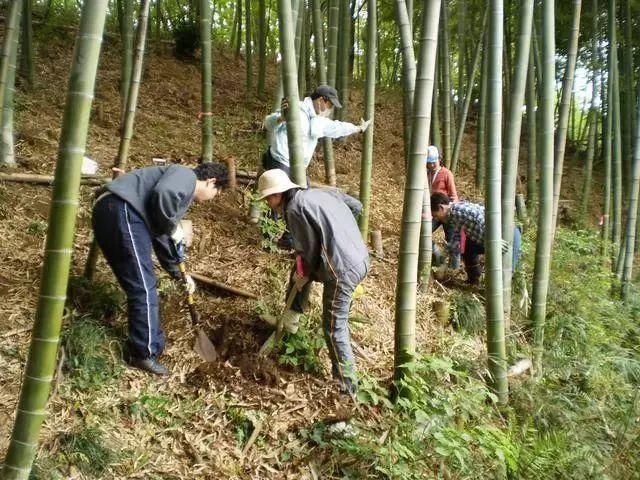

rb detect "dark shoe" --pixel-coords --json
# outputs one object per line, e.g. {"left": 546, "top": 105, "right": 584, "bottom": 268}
{"left": 127, "top": 356, "right": 169, "bottom": 376}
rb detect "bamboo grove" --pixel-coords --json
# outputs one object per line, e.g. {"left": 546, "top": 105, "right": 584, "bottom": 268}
{"left": 0, "top": 0, "right": 639, "bottom": 477}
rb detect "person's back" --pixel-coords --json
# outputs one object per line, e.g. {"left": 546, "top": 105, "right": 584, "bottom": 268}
{"left": 285, "top": 188, "right": 369, "bottom": 282}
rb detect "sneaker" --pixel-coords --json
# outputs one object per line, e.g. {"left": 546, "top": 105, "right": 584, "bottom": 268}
{"left": 260, "top": 310, "right": 301, "bottom": 334}
{"left": 127, "top": 356, "right": 170, "bottom": 376}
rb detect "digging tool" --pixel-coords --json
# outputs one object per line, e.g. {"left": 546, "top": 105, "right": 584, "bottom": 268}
{"left": 259, "top": 272, "right": 308, "bottom": 357}
{"left": 178, "top": 261, "right": 218, "bottom": 362}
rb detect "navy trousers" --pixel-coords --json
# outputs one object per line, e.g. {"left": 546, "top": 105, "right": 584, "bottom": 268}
{"left": 464, "top": 226, "right": 523, "bottom": 284}
{"left": 92, "top": 195, "right": 165, "bottom": 360}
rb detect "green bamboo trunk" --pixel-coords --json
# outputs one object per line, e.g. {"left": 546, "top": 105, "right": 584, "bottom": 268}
{"left": 476, "top": 30, "right": 489, "bottom": 189}
{"left": 358, "top": 0, "right": 376, "bottom": 240}
{"left": 431, "top": 48, "right": 441, "bottom": 149}
{"left": 245, "top": 0, "right": 253, "bottom": 93}
{"left": 440, "top": 0, "right": 453, "bottom": 169}
{"left": 501, "top": 0, "right": 534, "bottom": 323}
{"left": 531, "top": 0, "right": 555, "bottom": 376}
{"left": 20, "top": 0, "right": 35, "bottom": 88}
{"left": 450, "top": 10, "right": 487, "bottom": 172}
{"left": 1, "top": 3, "right": 108, "bottom": 478}
{"left": 526, "top": 46, "right": 537, "bottom": 215}
{"left": 485, "top": 0, "right": 507, "bottom": 404}
{"left": 200, "top": 0, "right": 213, "bottom": 162}
{"left": 602, "top": 64, "right": 613, "bottom": 258}
{"left": 580, "top": 0, "right": 599, "bottom": 224}
{"left": 336, "top": 0, "right": 351, "bottom": 120}
{"left": 257, "top": 0, "right": 267, "bottom": 98}
{"left": 278, "top": 0, "right": 305, "bottom": 185}
{"left": 0, "top": 0, "right": 22, "bottom": 167}
{"left": 326, "top": 0, "right": 339, "bottom": 87}
{"left": 457, "top": 0, "right": 467, "bottom": 105}
{"left": 155, "top": 0, "right": 162, "bottom": 50}
{"left": 235, "top": 0, "right": 243, "bottom": 58}
{"left": 621, "top": 85, "right": 640, "bottom": 300}
{"left": 120, "top": 0, "right": 133, "bottom": 123}
{"left": 394, "top": 0, "right": 416, "bottom": 166}
{"left": 550, "top": 0, "right": 582, "bottom": 238}
{"left": 611, "top": 34, "right": 623, "bottom": 266}
{"left": 620, "top": 0, "right": 634, "bottom": 192}
{"left": 312, "top": 0, "right": 337, "bottom": 186}
{"left": 116, "top": 0, "right": 151, "bottom": 170}
{"left": 394, "top": 0, "right": 440, "bottom": 385}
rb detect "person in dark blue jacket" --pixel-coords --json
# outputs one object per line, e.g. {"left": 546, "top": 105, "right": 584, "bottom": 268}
{"left": 92, "top": 162, "right": 228, "bottom": 375}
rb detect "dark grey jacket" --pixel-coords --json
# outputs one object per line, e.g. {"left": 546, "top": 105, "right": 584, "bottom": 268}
{"left": 284, "top": 188, "right": 369, "bottom": 282}
{"left": 106, "top": 165, "right": 197, "bottom": 278}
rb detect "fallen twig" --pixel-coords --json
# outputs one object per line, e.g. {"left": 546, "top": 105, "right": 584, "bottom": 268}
{"left": 240, "top": 420, "right": 264, "bottom": 458}
{"left": 0, "top": 326, "right": 32, "bottom": 338}
{"left": 0, "top": 172, "right": 108, "bottom": 186}
{"left": 189, "top": 272, "right": 258, "bottom": 299}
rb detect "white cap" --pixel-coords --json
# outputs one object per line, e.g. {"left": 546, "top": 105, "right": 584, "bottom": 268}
{"left": 426, "top": 145, "right": 440, "bottom": 164}
{"left": 256, "top": 169, "right": 301, "bottom": 199}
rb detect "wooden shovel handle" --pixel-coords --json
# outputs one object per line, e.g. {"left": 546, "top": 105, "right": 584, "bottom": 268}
{"left": 178, "top": 262, "right": 200, "bottom": 326}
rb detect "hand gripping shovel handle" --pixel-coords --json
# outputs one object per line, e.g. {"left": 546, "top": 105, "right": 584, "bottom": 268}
{"left": 178, "top": 261, "right": 200, "bottom": 326}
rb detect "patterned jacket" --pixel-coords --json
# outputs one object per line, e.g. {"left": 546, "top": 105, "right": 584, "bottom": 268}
{"left": 446, "top": 202, "right": 485, "bottom": 256}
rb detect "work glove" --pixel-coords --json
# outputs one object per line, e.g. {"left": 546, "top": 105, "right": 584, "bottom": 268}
{"left": 171, "top": 224, "right": 186, "bottom": 260}
{"left": 501, "top": 239, "right": 509, "bottom": 255}
{"left": 280, "top": 98, "right": 289, "bottom": 119}
{"left": 359, "top": 118, "right": 373, "bottom": 133}
{"left": 184, "top": 274, "right": 196, "bottom": 295}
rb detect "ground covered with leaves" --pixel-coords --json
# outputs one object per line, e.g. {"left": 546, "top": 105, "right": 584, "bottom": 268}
{"left": 0, "top": 27, "right": 638, "bottom": 479}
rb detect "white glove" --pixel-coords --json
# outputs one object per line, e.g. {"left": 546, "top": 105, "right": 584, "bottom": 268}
{"left": 171, "top": 224, "right": 184, "bottom": 245}
{"left": 185, "top": 274, "right": 196, "bottom": 295}
{"left": 359, "top": 118, "right": 373, "bottom": 133}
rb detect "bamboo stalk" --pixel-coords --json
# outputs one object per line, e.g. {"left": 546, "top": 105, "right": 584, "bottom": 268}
{"left": 394, "top": 0, "right": 416, "bottom": 167}
{"left": 1, "top": 3, "right": 109, "bottom": 477}
{"left": 0, "top": 172, "right": 108, "bottom": 186}
{"left": 189, "top": 272, "right": 258, "bottom": 299}
{"left": 0, "top": 0, "right": 22, "bottom": 167}
{"left": 200, "top": 0, "right": 213, "bottom": 162}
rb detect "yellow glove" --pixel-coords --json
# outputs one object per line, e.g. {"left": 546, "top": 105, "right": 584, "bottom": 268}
{"left": 352, "top": 284, "right": 365, "bottom": 300}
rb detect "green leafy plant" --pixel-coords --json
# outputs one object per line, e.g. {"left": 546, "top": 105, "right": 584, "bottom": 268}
{"left": 279, "top": 316, "right": 326, "bottom": 375}
{"left": 254, "top": 196, "right": 287, "bottom": 252}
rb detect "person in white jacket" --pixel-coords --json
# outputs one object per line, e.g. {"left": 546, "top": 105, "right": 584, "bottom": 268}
{"left": 262, "top": 85, "right": 372, "bottom": 176}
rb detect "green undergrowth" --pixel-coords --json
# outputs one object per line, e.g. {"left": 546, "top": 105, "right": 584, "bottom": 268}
{"left": 301, "top": 227, "right": 640, "bottom": 479}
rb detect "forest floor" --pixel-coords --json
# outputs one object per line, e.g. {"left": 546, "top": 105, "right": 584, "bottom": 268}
{"left": 0, "top": 27, "right": 609, "bottom": 480}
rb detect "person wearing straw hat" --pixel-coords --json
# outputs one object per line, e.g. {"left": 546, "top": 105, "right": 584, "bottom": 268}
{"left": 425, "top": 145, "right": 460, "bottom": 269}
{"left": 256, "top": 169, "right": 369, "bottom": 394}
{"left": 92, "top": 162, "right": 229, "bottom": 376}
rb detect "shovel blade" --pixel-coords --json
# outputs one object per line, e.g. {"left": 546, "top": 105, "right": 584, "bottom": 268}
{"left": 194, "top": 328, "right": 218, "bottom": 362}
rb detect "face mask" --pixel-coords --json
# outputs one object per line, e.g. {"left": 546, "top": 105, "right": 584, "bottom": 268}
{"left": 319, "top": 105, "right": 334, "bottom": 118}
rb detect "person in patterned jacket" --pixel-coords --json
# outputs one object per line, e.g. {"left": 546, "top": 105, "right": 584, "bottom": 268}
{"left": 430, "top": 192, "right": 522, "bottom": 284}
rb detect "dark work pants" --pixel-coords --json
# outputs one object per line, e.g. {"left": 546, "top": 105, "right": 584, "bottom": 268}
{"left": 432, "top": 219, "right": 460, "bottom": 268}
{"left": 92, "top": 195, "right": 165, "bottom": 359}
{"left": 287, "top": 260, "right": 369, "bottom": 393}
{"left": 464, "top": 226, "right": 522, "bottom": 284}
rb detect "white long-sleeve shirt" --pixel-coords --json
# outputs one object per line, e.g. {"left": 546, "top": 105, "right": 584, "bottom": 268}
{"left": 264, "top": 97, "right": 361, "bottom": 168}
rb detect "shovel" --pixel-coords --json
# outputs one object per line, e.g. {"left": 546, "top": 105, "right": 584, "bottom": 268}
{"left": 178, "top": 261, "right": 218, "bottom": 362}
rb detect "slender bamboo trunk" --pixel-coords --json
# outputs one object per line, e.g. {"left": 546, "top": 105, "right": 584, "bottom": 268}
{"left": 358, "top": 0, "right": 376, "bottom": 240}
{"left": 620, "top": 0, "right": 634, "bottom": 196}
{"left": 476, "top": 30, "right": 489, "bottom": 189}
{"left": 501, "top": 0, "right": 534, "bottom": 324}
{"left": 526, "top": 45, "right": 537, "bottom": 215}
{"left": 450, "top": 10, "right": 487, "bottom": 172}
{"left": 457, "top": 0, "right": 467, "bottom": 109}
{"left": 531, "top": 0, "right": 555, "bottom": 376}
{"left": 394, "top": 0, "right": 440, "bottom": 387}
{"left": 394, "top": 0, "right": 416, "bottom": 166}
{"left": 200, "top": 0, "right": 213, "bottom": 162}
{"left": 236, "top": 0, "right": 243, "bottom": 58}
{"left": 120, "top": 0, "right": 133, "bottom": 124}
{"left": 1, "top": 3, "right": 108, "bottom": 478}
{"left": 440, "top": 0, "right": 453, "bottom": 168}
{"left": 231, "top": 0, "right": 239, "bottom": 49}
{"left": 336, "top": 0, "right": 351, "bottom": 119}
{"left": 485, "top": 0, "right": 507, "bottom": 404}
{"left": 20, "top": 0, "right": 35, "bottom": 88}
{"left": 155, "top": 0, "right": 161, "bottom": 50}
{"left": 602, "top": 62, "right": 613, "bottom": 257}
{"left": 621, "top": 84, "right": 640, "bottom": 300}
{"left": 278, "top": 0, "right": 305, "bottom": 185}
{"left": 312, "top": 0, "right": 337, "bottom": 185}
{"left": 550, "top": 0, "right": 582, "bottom": 239}
{"left": 116, "top": 0, "right": 151, "bottom": 170}
{"left": 612, "top": 31, "right": 623, "bottom": 267}
{"left": 431, "top": 48, "right": 441, "bottom": 149}
{"left": 245, "top": 0, "right": 253, "bottom": 93}
{"left": 326, "top": 0, "right": 339, "bottom": 87}
{"left": 257, "top": 0, "right": 267, "bottom": 98}
{"left": 0, "top": 0, "right": 22, "bottom": 167}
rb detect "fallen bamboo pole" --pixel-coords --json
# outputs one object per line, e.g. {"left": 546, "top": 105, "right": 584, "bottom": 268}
{"left": 189, "top": 272, "right": 258, "bottom": 299}
{"left": 0, "top": 172, "right": 108, "bottom": 186}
